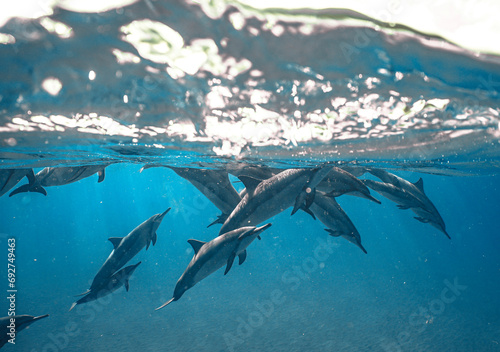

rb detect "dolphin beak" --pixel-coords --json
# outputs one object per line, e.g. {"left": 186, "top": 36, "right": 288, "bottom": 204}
{"left": 33, "top": 314, "right": 50, "bottom": 321}
{"left": 254, "top": 223, "right": 272, "bottom": 234}
{"left": 155, "top": 208, "right": 171, "bottom": 222}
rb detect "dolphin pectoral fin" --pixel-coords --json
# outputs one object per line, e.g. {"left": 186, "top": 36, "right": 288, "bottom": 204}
{"left": 74, "top": 289, "right": 91, "bottom": 297}
{"left": 443, "top": 230, "right": 451, "bottom": 240}
{"left": 397, "top": 205, "right": 411, "bottom": 210}
{"left": 124, "top": 279, "right": 130, "bottom": 292}
{"left": 108, "top": 237, "right": 123, "bottom": 249}
{"left": 224, "top": 253, "right": 236, "bottom": 275}
{"left": 414, "top": 217, "right": 430, "bottom": 223}
{"left": 291, "top": 192, "right": 306, "bottom": 216}
{"left": 305, "top": 188, "right": 316, "bottom": 209}
{"left": 187, "top": 239, "right": 206, "bottom": 255}
{"left": 238, "top": 250, "right": 247, "bottom": 265}
{"left": 97, "top": 169, "right": 105, "bottom": 183}
{"left": 156, "top": 297, "right": 175, "bottom": 310}
{"left": 152, "top": 232, "right": 158, "bottom": 246}
{"left": 300, "top": 205, "right": 316, "bottom": 220}
{"left": 207, "top": 213, "right": 228, "bottom": 228}
{"left": 324, "top": 229, "right": 341, "bottom": 237}
{"left": 257, "top": 235, "right": 261, "bottom": 240}
{"left": 69, "top": 302, "right": 77, "bottom": 312}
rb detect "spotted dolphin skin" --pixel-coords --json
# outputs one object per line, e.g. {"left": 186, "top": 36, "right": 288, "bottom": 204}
{"left": 87, "top": 208, "right": 170, "bottom": 293}
{"left": 0, "top": 169, "right": 35, "bottom": 198}
{"left": 219, "top": 166, "right": 332, "bottom": 235}
{"left": 69, "top": 262, "right": 141, "bottom": 312}
{"left": 9, "top": 164, "right": 108, "bottom": 197}
{"left": 156, "top": 224, "right": 272, "bottom": 310}
{"left": 0, "top": 314, "right": 49, "bottom": 348}
{"left": 310, "top": 192, "right": 367, "bottom": 254}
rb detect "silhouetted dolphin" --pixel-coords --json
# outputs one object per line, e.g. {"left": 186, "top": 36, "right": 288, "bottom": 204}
{"left": 69, "top": 262, "right": 141, "bottom": 312}
{"left": 168, "top": 167, "right": 242, "bottom": 227}
{"left": 317, "top": 166, "right": 380, "bottom": 203}
{"left": 0, "top": 169, "right": 35, "bottom": 198}
{"left": 362, "top": 179, "right": 427, "bottom": 210}
{"left": 87, "top": 208, "right": 170, "bottom": 292}
{"left": 310, "top": 192, "right": 367, "bottom": 253}
{"left": 156, "top": 224, "right": 272, "bottom": 310}
{"left": 9, "top": 164, "right": 108, "bottom": 196}
{"left": 219, "top": 167, "right": 332, "bottom": 235}
{"left": 365, "top": 168, "right": 449, "bottom": 238}
{"left": 0, "top": 314, "right": 49, "bottom": 348}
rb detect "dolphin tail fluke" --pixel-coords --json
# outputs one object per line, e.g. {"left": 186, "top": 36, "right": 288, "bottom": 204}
{"left": 224, "top": 252, "right": 236, "bottom": 275}
{"left": 207, "top": 213, "right": 228, "bottom": 228}
{"left": 156, "top": 297, "right": 175, "bottom": 311}
{"left": 97, "top": 169, "right": 105, "bottom": 183}
{"left": 9, "top": 184, "right": 47, "bottom": 197}
{"left": 69, "top": 302, "right": 78, "bottom": 312}
{"left": 74, "top": 289, "right": 91, "bottom": 297}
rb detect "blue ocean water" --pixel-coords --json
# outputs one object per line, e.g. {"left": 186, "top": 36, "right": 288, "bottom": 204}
{"left": 1, "top": 0, "right": 500, "bottom": 351}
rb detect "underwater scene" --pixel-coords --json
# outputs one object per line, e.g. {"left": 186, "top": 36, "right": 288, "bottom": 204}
{"left": 1, "top": 0, "right": 500, "bottom": 351}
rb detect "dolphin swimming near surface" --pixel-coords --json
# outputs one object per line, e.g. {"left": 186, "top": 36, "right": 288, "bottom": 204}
{"left": 0, "top": 314, "right": 49, "bottom": 348}
{"left": 0, "top": 169, "right": 35, "bottom": 198}
{"left": 362, "top": 179, "right": 428, "bottom": 210}
{"left": 365, "top": 168, "right": 450, "bottom": 238}
{"left": 219, "top": 166, "right": 332, "bottom": 235}
{"left": 168, "top": 167, "right": 242, "bottom": 227}
{"left": 316, "top": 166, "right": 381, "bottom": 203}
{"left": 156, "top": 224, "right": 272, "bottom": 310}
{"left": 69, "top": 262, "right": 141, "bottom": 312}
{"left": 9, "top": 164, "right": 108, "bottom": 196}
{"left": 310, "top": 192, "right": 367, "bottom": 253}
{"left": 87, "top": 208, "right": 170, "bottom": 293}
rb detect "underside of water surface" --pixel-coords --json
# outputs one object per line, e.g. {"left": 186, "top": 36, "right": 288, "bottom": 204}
{"left": 0, "top": 0, "right": 499, "bottom": 172}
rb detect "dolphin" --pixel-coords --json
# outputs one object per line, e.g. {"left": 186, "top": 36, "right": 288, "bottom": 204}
{"left": 167, "top": 167, "right": 242, "bottom": 227}
{"left": 9, "top": 164, "right": 108, "bottom": 196}
{"left": 0, "top": 169, "right": 35, "bottom": 198}
{"left": 219, "top": 167, "right": 331, "bottom": 235}
{"left": 310, "top": 192, "right": 367, "bottom": 254}
{"left": 362, "top": 179, "right": 428, "bottom": 210}
{"left": 316, "top": 166, "right": 380, "bottom": 203}
{"left": 156, "top": 224, "right": 272, "bottom": 310}
{"left": 69, "top": 262, "right": 141, "bottom": 312}
{"left": 87, "top": 208, "right": 170, "bottom": 293}
{"left": 367, "top": 168, "right": 449, "bottom": 238}
{"left": 0, "top": 314, "right": 49, "bottom": 348}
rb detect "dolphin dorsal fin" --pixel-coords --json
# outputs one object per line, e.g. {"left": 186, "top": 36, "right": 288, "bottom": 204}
{"left": 414, "top": 178, "right": 424, "bottom": 193}
{"left": 187, "top": 239, "right": 206, "bottom": 255}
{"left": 108, "top": 237, "right": 123, "bottom": 249}
{"left": 237, "top": 176, "right": 261, "bottom": 195}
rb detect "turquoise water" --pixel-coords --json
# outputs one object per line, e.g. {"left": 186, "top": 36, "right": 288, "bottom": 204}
{"left": 1, "top": 0, "right": 500, "bottom": 351}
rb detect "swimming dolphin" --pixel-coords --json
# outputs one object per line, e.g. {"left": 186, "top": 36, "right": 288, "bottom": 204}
{"left": 168, "top": 167, "right": 242, "bottom": 227}
{"left": 69, "top": 262, "right": 141, "bottom": 312}
{"left": 310, "top": 192, "right": 367, "bottom": 253}
{"left": 291, "top": 165, "right": 335, "bottom": 215}
{"left": 316, "top": 166, "right": 380, "bottom": 203}
{"left": 0, "top": 169, "right": 35, "bottom": 197}
{"left": 219, "top": 167, "right": 331, "bottom": 235}
{"left": 365, "top": 168, "right": 449, "bottom": 238}
{"left": 87, "top": 208, "right": 170, "bottom": 293}
{"left": 0, "top": 314, "right": 49, "bottom": 348}
{"left": 156, "top": 224, "right": 272, "bottom": 310}
{"left": 362, "top": 179, "right": 428, "bottom": 210}
{"left": 9, "top": 164, "right": 108, "bottom": 196}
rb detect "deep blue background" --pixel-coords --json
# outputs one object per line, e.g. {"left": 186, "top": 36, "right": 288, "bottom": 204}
{"left": 0, "top": 164, "right": 499, "bottom": 351}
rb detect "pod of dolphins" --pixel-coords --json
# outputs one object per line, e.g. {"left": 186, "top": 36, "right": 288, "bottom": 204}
{"left": 0, "top": 162, "right": 449, "bottom": 347}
